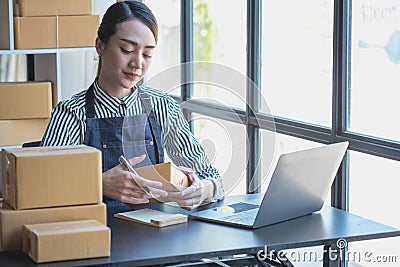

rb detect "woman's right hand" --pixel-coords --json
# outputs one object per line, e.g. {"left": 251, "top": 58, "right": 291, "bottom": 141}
{"left": 102, "top": 155, "right": 168, "bottom": 204}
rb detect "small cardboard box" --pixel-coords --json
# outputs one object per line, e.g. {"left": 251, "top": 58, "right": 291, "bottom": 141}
{"left": 14, "top": 15, "right": 99, "bottom": 49}
{"left": 15, "top": 0, "right": 92, "bottom": 17}
{"left": 14, "top": 16, "right": 56, "bottom": 49}
{"left": 0, "top": 118, "right": 49, "bottom": 147}
{"left": 0, "top": 202, "right": 106, "bottom": 252}
{"left": 58, "top": 15, "right": 99, "bottom": 48}
{"left": 2, "top": 145, "right": 102, "bottom": 210}
{"left": 134, "top": 162, "right": 189, "bottom": 192}
{"left": 22, "top": 220, "right": 110, "bottom": 263}
{"left": 0, "top": 82, "right": 52, "bottom": 120}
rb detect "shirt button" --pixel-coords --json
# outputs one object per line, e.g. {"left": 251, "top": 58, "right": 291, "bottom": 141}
{"left": 103, "top": 144, "right": 107, "bottom": 148}
{"left": 149, "top": 141, "right": 154, "bottom": 146}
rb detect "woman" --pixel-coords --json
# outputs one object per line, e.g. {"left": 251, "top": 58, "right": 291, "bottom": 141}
{"left": 41, "top": 1, "right": 223, "bottom": 210}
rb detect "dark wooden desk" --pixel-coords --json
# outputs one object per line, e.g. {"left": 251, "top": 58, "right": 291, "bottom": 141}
{"left": 0, "top": 194, "right": 399, "bottom": 267}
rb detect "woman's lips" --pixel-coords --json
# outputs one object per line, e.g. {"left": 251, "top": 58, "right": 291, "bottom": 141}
{"left": 125, "top": 72, "right": 140, "bottom": 80}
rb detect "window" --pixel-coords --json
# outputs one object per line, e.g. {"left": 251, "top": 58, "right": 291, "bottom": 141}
{"left": 349, "top": 1, "right": 400, "bottom": 141}
{"left": 192, "top": 113, "right": 247, "bottom": 196}
{"left": 144, "top": 0, "right": 181, "bottom": 96}
{"left": 349, "top": 150, "right": 400, "bottom": 265}
{"left": 261, "top": 0, "right": 334, "bottom": 127}
{"left": 0, "top": 54, "right": 27, "bottom": 82}
{"left": 192, "top": 0, "right": 247, "bottom": 108}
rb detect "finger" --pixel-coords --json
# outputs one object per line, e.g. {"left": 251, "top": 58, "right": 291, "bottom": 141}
{"left": 186, "top": 173, "right": 195, "bottom": 185}
{"left": 177, "top": 165, "right": 195, "bottom": 173}
{"left": 146, "top": 186, "right": 168, "bottom": 198}
{"left": 134, "top": 174, "right": 163, "bottom": 189}
{"left": 121, "top": 195, "right": 150, "bottom": 205}
{"left": 175, "top": 197, "right": 199, "bottom": 211}
{"left": 119, "top": 172, "right": 147, "bottom": 192}
{"left": 106, "top": 187, "right": 150, "bottom": 204}
{"left": 118, "top": 186, "right": 147, "bottom": 198}
{"left": 167, "top": 191, "right": 185, "bottom": 200}
{"left": 125, "top": 172, "right": 167, "bottom": 198}
{"left": 181, "top": 184, "right": 200, "bottom": 197}
{"left": 128, "top": 191, "right": 150, "bottom": 200}
{"left": 128, "top": 154, "right": 146, "bottom": 166}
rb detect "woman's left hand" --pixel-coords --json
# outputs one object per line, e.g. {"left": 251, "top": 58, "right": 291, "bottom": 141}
{"left": 166, "top": 168, "right": 214, "bottom": 210}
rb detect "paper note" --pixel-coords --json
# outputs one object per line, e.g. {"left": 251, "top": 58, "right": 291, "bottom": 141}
{"left": 114, "top": 208, "right": 187, "bottom": 227}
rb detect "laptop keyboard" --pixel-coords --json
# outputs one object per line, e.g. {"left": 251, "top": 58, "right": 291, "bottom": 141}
{"left": 227, "top": 202, "right": 259, "bottom": 213}
{"left": 219, "top": 202, "right": 260, "bottom": 224}
{"left": 221, "top": 209, "right": 259, "bottom": 224}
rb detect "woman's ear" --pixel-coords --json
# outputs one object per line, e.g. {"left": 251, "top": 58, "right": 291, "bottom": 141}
{"left": 95, "top": 37, "right": 104, "bottom": 56}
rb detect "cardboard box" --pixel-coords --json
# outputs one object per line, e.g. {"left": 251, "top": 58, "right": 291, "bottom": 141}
{"left": 2, "top": 145, "right": 102, "bottom": 210}
{"left": 14, "top": 15, "right": 99, "bottom": 49}
{"left": 0, "top": 82, "right": 52, "bottom": 120}
{"left": 22, "top": 220, "right": 110, "bottom": 263}
{"left": 0, "top": 119, "right": 49, "bottom": 147}
{"left": 14, "top": 16, "right": 56, "bottom": 49}
{"left": 0, "top": 202, "right": 106, "bottom": 252}
{"left": 58, "top": 15, "right": 99, "bottom": 48}
{"left": 15, "top": 0, "right": 92, "bottom": 17}
{"left": 135, "top": 162, "right": 189, "bottom": 192}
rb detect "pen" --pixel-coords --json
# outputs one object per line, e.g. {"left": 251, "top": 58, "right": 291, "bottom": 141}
{"left": 118, "top": 155, "right": 154, "bottom": 197}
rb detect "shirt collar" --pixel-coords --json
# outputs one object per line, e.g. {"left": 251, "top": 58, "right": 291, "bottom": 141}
{"left": 93, "top": 81, "right": 138, "bottom": 113}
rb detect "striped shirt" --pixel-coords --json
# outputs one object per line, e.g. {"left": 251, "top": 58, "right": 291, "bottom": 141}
{"left": 41, "top": 82, "right": 222, "bottom": 186}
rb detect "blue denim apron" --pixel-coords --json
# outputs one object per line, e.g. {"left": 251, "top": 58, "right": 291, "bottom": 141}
{"left": 83, "top": 83, "right": 164, "bottom": 207}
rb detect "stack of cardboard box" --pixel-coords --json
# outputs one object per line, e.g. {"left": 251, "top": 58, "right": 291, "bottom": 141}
{"left": 0, "top": 81, "right": 52, "bottom": 147}
{"left": 0, "top": 145, "right": 110, "bottom": 263}
{"left": 13, "top": 0, "right": 100, "bottom": 49}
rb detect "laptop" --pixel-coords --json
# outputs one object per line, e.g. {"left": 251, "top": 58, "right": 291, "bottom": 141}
{"left": 189, "top": 141, "right": 349, "bottom": 229}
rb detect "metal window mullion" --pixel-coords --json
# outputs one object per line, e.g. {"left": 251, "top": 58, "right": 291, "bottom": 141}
{"left": 27, "top": 54, "right": 35, "bottom": 81}
{"left": 180, "top": 0, "right": 193, "bottom": 127}
{"left": 331, "top": 0, "right": 350, "bottom": 212}
{"left": 246, "top": 0, "right": 261, "bottom": 194}
{"left": 337, "top": 132, "right": 400, "bottom": 161}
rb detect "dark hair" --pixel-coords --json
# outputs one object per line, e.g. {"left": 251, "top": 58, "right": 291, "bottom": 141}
{"left": 98, "top": 1, "right": 158, "bottom": 44}
{"left": 96, "top": 1, "right": 158, "bottom": 77}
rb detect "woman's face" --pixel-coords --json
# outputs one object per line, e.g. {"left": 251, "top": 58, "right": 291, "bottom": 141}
{"left": 96, "top": 19, "right": 156, "bottom": 97}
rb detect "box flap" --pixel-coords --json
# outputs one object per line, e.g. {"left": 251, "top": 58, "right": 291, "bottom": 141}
{"left": 134, "top": 162, "right": 188, "bottom": 192}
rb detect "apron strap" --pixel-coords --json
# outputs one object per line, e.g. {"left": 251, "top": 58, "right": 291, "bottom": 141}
{"left": 137, "top": 86, "right": 165, "bottom": 164}
{"left": 85, "top": 82, "right": 96, "bottom": 119}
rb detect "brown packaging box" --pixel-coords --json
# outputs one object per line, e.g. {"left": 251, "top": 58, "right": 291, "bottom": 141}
{"left": 0, "top": 119, "right": 49, "bottom": 147}
{"left": 0, "top": 82, "right": 52, "bottom": 120}
{"left": 22, "top": 220, "right": 110, "bottom": 263}
{"left": 14, "top": 15, "right": 99, "bottom": 49}
{"left": 58, "top": 15, "right": 99, "bottom": 48}
{"left": 14, "top": 16, "right": 56, "bottom": 49}
{"left": 0, "top": 202, "right": 107, "bottom": 252}
{"left": 135, "top": 162, "right": 189, "bottom": 192}
{"left": 1, "top": 145, "right": 102, "bottom": 210}
{"left": 15, "top": 0, "right": 92, "bottom": 17}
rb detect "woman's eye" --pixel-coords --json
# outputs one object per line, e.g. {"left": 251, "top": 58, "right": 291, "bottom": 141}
{"left": 143, "top": 54, "right": 152, "bottom": 59}
{"left": 120, "top": 48, "right": 133, "bottom": 54}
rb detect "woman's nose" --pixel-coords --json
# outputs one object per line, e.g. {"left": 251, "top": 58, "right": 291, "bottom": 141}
{"left": 129, "top": 53, "right": 143, "bottom": 69}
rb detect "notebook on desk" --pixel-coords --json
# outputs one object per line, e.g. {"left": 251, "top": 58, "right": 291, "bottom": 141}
{"left": 190, "top": 142, "right": 349, "bottom": 229}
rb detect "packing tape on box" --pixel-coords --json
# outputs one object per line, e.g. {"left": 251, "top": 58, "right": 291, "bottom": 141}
{"left": 4, "top": 154, "right": 10, "bottom": 203}
{"left": 56, "top": 15, "right": 58, "bottom": 48}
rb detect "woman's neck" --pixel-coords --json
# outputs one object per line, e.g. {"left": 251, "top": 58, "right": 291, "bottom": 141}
{"left": 97, "top": 77, "right": 135, "bottom": 99}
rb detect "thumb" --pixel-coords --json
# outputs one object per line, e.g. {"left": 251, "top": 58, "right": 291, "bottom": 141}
{"left": 129, "top": 154, "right": 146, "bottom": 166}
